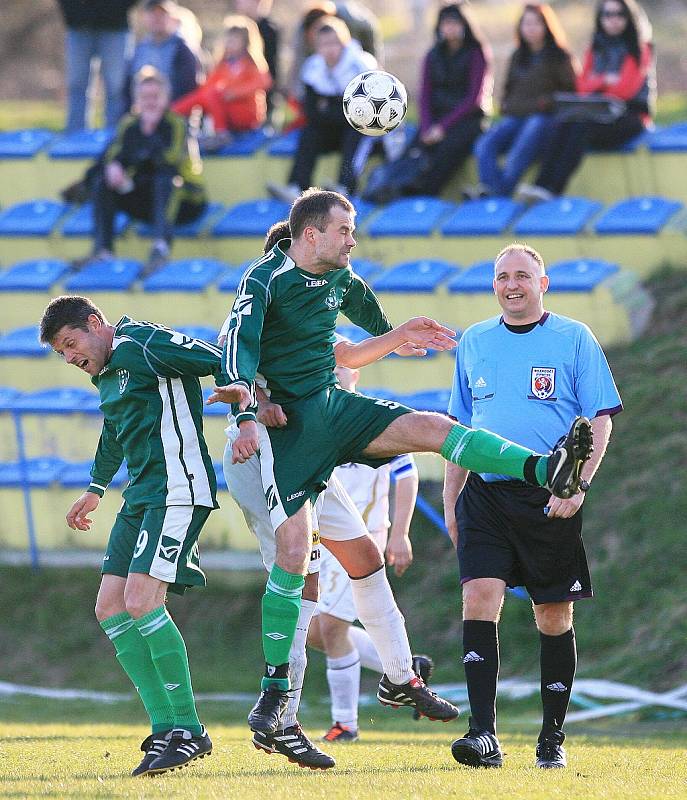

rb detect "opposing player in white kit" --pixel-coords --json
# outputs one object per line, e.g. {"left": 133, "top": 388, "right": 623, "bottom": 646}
{"left": 308, "top": 364, "right": 433, "bottom": 743}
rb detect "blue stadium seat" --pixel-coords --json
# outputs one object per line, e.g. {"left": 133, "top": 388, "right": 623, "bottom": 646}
{"left": 0, "top": 326, "right": 48, "bottom": 357}
{"left": 591, "top": 129, "right": 651, "bottom": 153}
{"left": 0, "top": 259, "right": 69, "bottom": 291}
{"left": 137, "top": 202, "right": 223, "bottom": 238}
{"left": 64, "top": 258, "right": 142, "bottom": 291}
{"left": 176, "top": 325, "right": 218, "bottom": 343}
{"left": 13, "top": 387, "right": 101, "bottom": 414}
{"left": 0, "top": 457, "right": 66, "bottom": 487}
{"left": 217, "top": 264, "right": 250, "bottom": 292}
{"left": 547, "top": 259, "right": 619, "bottom": 291}
{"left": 401, "top": 389, "right": 452, "bottom": 414}
{"left": 202, "top": 128, "right": 270, "bottom": 157}
{"left": 58, "top": 460, "right": 129, "bottom": 488}
{"left": 513, "top": 197, "right": 602, "bottom": 235}
{"left": 351, "top": 259, "right": 382, "bottom": 282}
{"left": 203, "top": 387, "right": 228, "bottom": 417}
{"left": 214, "top": 462, "right": 228, "bottom": 490}
{"left": 0, "top": 200, "right": 67, "bottom": 236}
{"left": 143, "top": 258, "right": 228, "bottom": 292}
{"left": 367, "top": 197, "right": 457, "bottom": 236}
{"left": 267, "top": 128, "right": 301, "bottom": 157}
{"left": 594, "top": 197, "right": 683, "bottom": 234}
{"left": 0, "top": 386, "right": 21, "bottom": 411}
{"left": 440, "top": 199, "right": 524, "bottom": 236}
{"left": 0, "top": 129, "right": 54, "bottom": 159}
{"left": 647, "top": 122, "right": 687, "bottom": 152}
{"left": 446, "top": 260, "right": 494, "bottom": 293}
{"left": 372, "top": 259, "right": 459, "bottom": 292}
{"left": 336, "top": 325, "right": 370, "bottom": 344}
{"left": 212, "top": 198, "right": 290, "bottom": 237}
{"left": 348, "top": 196, "right": 377, "bottom": 225}
{"left": 47, "top": 128, "right": 114, "bottom": 159}
{"left": 61, "top": 202, "right": 129, "bottom": 237}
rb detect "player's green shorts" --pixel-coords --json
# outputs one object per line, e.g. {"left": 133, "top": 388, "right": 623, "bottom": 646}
{"left": 102, "top": 503, "right": 211, "bottom": 595}
{"left": 257, "top": 385, "right": 413, "bottom": 528}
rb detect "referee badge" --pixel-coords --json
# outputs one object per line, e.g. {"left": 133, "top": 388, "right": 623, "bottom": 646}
{"left": 531, "top": 367, "right": 556, "bottom": 400}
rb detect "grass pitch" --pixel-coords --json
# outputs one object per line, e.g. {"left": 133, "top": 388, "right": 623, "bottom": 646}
{"left": 2, "top": 715, "right": 685, "bottom": 800}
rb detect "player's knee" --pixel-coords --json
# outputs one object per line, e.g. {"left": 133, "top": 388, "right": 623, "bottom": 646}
{"left": 123, "top": 590, "right": 156, "bottom": 620}
{"left": 535, "top": 603, "right": 573, "bottom": 636}
{"left": 94, "top": 598, "right": 119, "bottom": 622}
{"left": 462, "top": 579, "right": 503, "bottom": 622}
{"left": 276, "top": 541, "right": 310, "bottom": 574}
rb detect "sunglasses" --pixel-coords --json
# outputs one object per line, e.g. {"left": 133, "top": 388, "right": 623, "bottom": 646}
{"left": 601, "top": 9, "right": 628, "bottom": 18}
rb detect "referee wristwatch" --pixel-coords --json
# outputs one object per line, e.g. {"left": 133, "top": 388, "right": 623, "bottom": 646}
{"left": 579, "top": 479, "right": 591, "bottom": 493}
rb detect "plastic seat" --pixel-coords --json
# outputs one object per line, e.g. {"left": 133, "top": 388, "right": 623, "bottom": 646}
{"left": 447, "top": 260, "right": 494, "bottom": 293}
{"left": 12, "top": 387, "right": 101, "bottom": 414}
{"left": 0, "top": 457, "right": 65, "bottom": 487}
{"left": 137, "top": 202, "right": 223, "bottom": 238}
{"left": 351, "top": 259, "right": 383, "bottom": 282}
{"left": 0, "top": 326, "right": 48, "bottom": 357}
{"left": 0, "top": 200, "right": 67, "bottom": 236}
{"left": 594, "top": 197, "right": 683, "bottom": 234}
{"left": 647, "top": 122, "right": 687, "bottom": 152}
{"left": 47, "top": 129, "right": 114, "bottom": 159}
{"left": 513, "top": 197, "right": 602, "bottom": 235}
{"left": 367, "top": 197, "right": 457, "bottom": 237}
{"left": 440, "top": 199, "right": 524, "bottom": 236}
{"left": 143, "top": 258, "right": 227, "bottom": 292}
{"left": 0, "top": 129, "right": 54, "bottom": 159}
{"left": 0, "top": 386, "right": 22, "bottom": 412}
{"left": 547, "top": 259, "right": 620, "bottom": 291}
{"left": 217, "top": 264, "right": 250, "bottom": 292}
{"left": 214, "top": 462, "right": 228, "bottom": 490}
{"left": 176, "top": 325, "right": 218, "bottom": 343}
{"left": 348, "top": 196, "right": 377, "bottom": 225}
{"left": 203, "top": 387, "right": 229, "bottom": 417}
{"left": 203, "top": 128, "right": 270, "bottom": 157}
{"left": 0, "top": 259, "right": 69, "bottom": 291}
{"left": 402, "top": 388, "right": 452, "bottom": 414}
{"left": 58, "top": 460, "right": 128, "bottom": 488}
{"left": 212, "top": 199, "right": 290, "bottom": 237}
{"left": 61, "top": 203, "right": 129, "bottom": 237}
{"left": 64, "top": 258, "right": 143, "bottom": 291}
{"left": 372, "top": 259, "right": 459, "bottom": 292}
{"left": 267, "top": 128, "right": 301, "bottom": 157}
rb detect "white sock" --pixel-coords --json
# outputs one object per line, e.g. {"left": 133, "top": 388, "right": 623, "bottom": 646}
{"left": 282, "top": 598, "right": 317, "bottom": 729}
{"left": 326, "top": 650, "right": 360, "bottom": 730}
{"left": 349, "top": 567, "right": 414, "bottom": 685}
{"left": 349, "top": 625, "right": 383, "bottom": 673}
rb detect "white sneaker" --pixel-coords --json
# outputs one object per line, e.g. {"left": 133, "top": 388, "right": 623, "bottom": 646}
{"left": 515, "top": 183, "right": 555, "bottom": 204}
{"left": 266, "top": 182, "right": 300, "bottom": 204}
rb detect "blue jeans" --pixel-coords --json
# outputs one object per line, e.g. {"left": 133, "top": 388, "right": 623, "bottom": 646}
{"left": 65, "top": 28, "right": 131, "bottom": 131}
{"left": 474, "top": 114, "right": 552, "bottom": 196}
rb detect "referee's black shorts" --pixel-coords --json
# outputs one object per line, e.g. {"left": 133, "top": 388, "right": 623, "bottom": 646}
{"left": 455, "top": 474, "right": 593, "bottom": 605}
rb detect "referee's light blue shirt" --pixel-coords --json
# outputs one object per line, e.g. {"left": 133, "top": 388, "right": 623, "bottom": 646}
{"left": 448, "top": 312, "right": 622, "bottom": 482}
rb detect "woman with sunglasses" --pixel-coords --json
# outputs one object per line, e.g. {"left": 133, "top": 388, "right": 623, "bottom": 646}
{"left": 517, "top": 0, "right": 654, "bottom": 201}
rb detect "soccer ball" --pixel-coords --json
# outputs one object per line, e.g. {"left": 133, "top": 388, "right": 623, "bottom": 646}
{"left": 342, "top": 70, "right": 408, "bottom": 137}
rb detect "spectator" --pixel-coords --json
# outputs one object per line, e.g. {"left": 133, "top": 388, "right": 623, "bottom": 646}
{"left": 76, "top": 68, "right": 207, "bottom": 275}
{"left": 517, "top": 0, "right": 654, "bottom": 202}
{"left": 465, "top": 4, "right": 577, "bottom": 199}
{"left": 124, "top": 0, "right": 200, "bottom": 110}
{"left": 266, "top": 18, "right": 376, "bottom": 203}
{"left": 405, "top": 2, "right": 492, "bottom": 197}
{"left": 56, "top": 0, "right": 138, "bottom": 131}
{"left": 234, "top": 0, "right": 280, "bottom": 124}
{"left": 172, "top": 15, "right": 272, "bottom": 141}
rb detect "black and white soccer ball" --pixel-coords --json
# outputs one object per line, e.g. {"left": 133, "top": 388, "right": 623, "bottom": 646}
{"left": 342, "top": 70, "right": 408, "bottom": 137}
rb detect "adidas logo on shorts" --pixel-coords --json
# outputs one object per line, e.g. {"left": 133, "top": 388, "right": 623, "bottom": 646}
{"left": 463, "top": 651, "right": 485, "bottom": 663}
{"left": 569, "top": 580, "right": 582, "bottom": 592}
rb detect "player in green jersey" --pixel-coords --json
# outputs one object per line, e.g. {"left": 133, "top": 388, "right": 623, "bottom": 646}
{"left": 208, "top": 189, "right": 593, "bottom": 736}
{"left": 39, "top": 295, "right": 224, "bottom": 776}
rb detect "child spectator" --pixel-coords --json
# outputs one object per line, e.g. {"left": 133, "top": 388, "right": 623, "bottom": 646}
{"left": 466, "top": 3, "right": 576, "bottom": 199}
{"left": 267, "top": 18, "right": 376, "bottom": 203}
{"left": 76, "top": 68, "right": 207, "bottom": 275}
{"left": 124, "top": 0, "right": 200, "bottom": 109}
{"left": 172, "top": 15, "right": 272, "bottom": 139}
{"left": 518, "top": 0, "right": 654, "bottom": 201}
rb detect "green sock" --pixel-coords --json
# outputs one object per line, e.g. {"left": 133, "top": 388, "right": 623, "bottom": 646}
{"left": 135, "top": 607, "right": 202, "bottom": 736}
{"left": 261, "top": 564, "right": 305, "bottom": 690}
{"left": 100, "top": 612, "right": 173, "bottom": 733}
{"left": 441, "top": 423, "right": 544, "bottom": 483}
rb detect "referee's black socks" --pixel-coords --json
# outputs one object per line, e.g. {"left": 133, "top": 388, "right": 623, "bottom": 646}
{"left": 539, "top": 627, "right": 577, "bottom": 735}
{"left": 462, "top": 620, "right": 499, "bottom": 734}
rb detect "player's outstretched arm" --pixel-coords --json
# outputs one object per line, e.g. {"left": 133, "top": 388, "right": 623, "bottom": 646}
{"left": 206, "top": 382, "right": 253, "bottom": 410}
{"left": 66, "top": 492, "right": 100, "bottom": 531}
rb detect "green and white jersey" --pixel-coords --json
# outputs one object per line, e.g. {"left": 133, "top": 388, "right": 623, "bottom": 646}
{"left": 89, "top": 316, "right": 223, "bottom": 510}
{"left": 219, "top": 240, "right": 393, "bottom": 422}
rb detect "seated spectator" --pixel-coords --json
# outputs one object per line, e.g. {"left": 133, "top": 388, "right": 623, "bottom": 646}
{"left": 172, "top": 15, "right": 272, "bottom": 142}
{"left": 124, "top": 0, "right": 200, "bottom": 109}
{"left": 404, "top": 3, "right": 492, "bottom": 197}
{"left": 75, "top": 68, "right": 207, "bottom": 274}
{"left": 267, "top": 18, "right": 376, "bottom": 203}
{"left": 517, "top": 0, "right": 654, "bottom": 201}
{"left": 465, "top": 3, "right": 576, "bottom": 199}
{"left": 234, "top": 0, "right": 280, "bottom": 125}
{"left": 56, "top": 0, "right": 137, "bottom": 131}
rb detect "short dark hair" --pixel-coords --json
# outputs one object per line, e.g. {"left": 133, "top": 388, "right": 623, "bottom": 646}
{"left": 39, "top": 295, "right": 105, "bottom": 344}
{"left": 288, "top": 188, "right": 355, "bottom": 241}
{"left": 264, "top": 219, "right": 291, "bottom": 253}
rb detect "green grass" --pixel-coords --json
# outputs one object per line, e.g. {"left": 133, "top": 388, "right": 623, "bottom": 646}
{"left": 1, "top": 713, "right": 685, "bottom": 800}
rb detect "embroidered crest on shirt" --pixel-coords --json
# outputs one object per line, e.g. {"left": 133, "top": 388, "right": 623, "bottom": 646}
{"left": 117, "top": 369, "right": 130, "bottom": 395}
{"left": 530, "top": 367, "right": 556, "bottom": 400}
{"left": 325, "top": 287, "right": 341, "bottom": 310}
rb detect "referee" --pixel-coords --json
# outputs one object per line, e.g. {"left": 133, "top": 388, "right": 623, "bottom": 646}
{"left": 444, "top": 243, "right": 622, "bottom": 769}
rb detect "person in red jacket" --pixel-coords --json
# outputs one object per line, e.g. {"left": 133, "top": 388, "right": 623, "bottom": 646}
{"left": 518, "top": 0, "right": 654, "bottom": 200}
{"left": 172, "top": 15, "right": 272, "bottom": 136}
